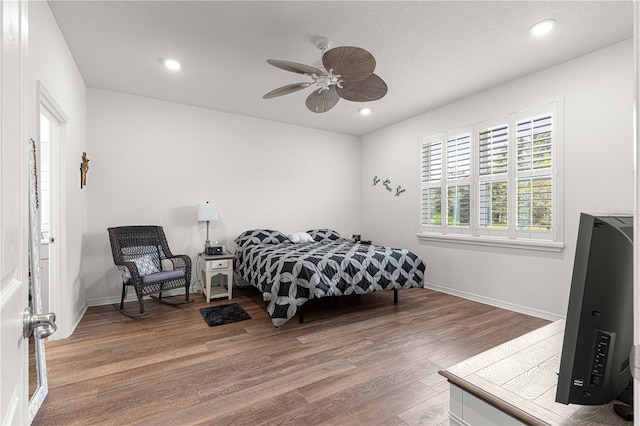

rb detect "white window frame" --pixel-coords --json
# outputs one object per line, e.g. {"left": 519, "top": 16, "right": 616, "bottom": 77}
{"left": 418, "top": 101, "right": 564, "bottom": 252}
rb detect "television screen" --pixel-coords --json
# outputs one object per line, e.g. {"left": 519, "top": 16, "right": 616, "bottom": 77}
{"left": 556, "top": 213, "right": 633, "bottom": 406}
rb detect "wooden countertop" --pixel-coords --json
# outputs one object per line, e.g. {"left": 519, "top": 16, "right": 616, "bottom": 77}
{"left": 439, "top": 320, "right": 630, "bottom": 425}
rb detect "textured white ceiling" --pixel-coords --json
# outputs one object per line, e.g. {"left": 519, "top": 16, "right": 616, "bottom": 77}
{"left": 48, "top": 1, "right": 633, "bottom": 136}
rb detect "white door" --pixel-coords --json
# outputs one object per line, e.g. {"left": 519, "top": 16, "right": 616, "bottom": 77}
{"left": 634, "top": 3, "right": 640, "bottom": 422}
{"left": 1, "top": 2, "right": 56, "bottom": 424}
{"left": 0, "top": 0, "right": 31, "bottom": 424}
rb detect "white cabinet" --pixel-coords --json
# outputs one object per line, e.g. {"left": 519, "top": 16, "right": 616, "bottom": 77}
{"left": 441, "top": 321, "right": 624, "bottom": 426}
{"left": 448, "top": 385, "right": 525, "bottom": 426}
{"left": 198, "top": 252, "right": 234, "bottom": 302}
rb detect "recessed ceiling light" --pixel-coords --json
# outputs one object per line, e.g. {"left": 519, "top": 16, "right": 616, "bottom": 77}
{"left": 163, "top": 59, "right": 181, "bottom": 71}
{"left": 359, "top": 108, "right": 372, "bottom": 116}
{"left": 529, "top": 19, "right": 556, "bottom": 37}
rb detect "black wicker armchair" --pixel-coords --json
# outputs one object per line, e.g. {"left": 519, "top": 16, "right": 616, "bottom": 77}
{"left": 108, "top": 226, "right": 193, "bottom": 317}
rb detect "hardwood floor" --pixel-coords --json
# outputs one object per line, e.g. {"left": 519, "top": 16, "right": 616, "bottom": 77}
{"left": 33, "top": 287, "right": 549, "bottom": 425}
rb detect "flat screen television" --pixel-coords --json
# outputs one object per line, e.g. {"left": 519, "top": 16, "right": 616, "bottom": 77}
{"left": 556, "top": 213, "right": 633, "bottom": 409}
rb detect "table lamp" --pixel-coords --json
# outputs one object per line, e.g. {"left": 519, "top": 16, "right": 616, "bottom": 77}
{"left": 198, "top": 201, "right": 219, "bottom": 249}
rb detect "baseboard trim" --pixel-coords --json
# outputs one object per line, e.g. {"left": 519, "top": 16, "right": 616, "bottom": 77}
{"left": 69, "top": 302, "right": 88, "bottom": 336}
{"left": 87, "top": 287, "right": 194, "bottom": 308}
{"left": 87, "top": 282, "right": 562, "bottom": 322}
{"left": 423, "top": 282, "right": 563, "bottom": 322}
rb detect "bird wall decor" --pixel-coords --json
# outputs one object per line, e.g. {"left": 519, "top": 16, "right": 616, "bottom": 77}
{"left": 372, "top": 175, "right": 406, "bottom": 197}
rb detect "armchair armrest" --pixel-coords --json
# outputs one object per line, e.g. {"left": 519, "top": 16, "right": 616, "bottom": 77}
{"left": 165, "top": 254, "right": 191, "bottom": 271}
{"left": 116, "top": 260, "right": 140, "bottom": 283}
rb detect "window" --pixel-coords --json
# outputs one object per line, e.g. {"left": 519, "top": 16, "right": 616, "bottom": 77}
{"left": 419, "top": 103, "right": 561, "bottom": 249}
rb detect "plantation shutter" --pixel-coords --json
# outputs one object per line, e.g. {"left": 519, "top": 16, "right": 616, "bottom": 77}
{"left": 516, "top": 115, "right": 553, "bottom": 230}
{"left": 447, "top": 135, "right": 471, "bottom": 179}
{"left": 418, "top": 101, "right": 558, "bottom": 243}
{"left": 446, "top": 134, "right": 471, "bottom": 227}
{"left": 421, "top": 139, "right": 443, "bottom": 227}
{"left": 478, "top": 124, "right": 508, "bottom": 229}
{"left": 421, "top": 142, "right": 442, "bottom": 183}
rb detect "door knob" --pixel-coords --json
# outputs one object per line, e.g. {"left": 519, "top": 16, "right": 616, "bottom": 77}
{"left": 23, "top": 307, "right": 57, "bottom": 339}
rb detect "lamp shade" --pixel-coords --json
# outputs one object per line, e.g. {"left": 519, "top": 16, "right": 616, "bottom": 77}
{"left": 198, "top": 202, "right": 219, "bottom": 221}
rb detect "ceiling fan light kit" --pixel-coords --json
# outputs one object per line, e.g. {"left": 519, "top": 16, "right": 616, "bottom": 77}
{"left": 263, "top": 38, "right": 387, "bottom": 113}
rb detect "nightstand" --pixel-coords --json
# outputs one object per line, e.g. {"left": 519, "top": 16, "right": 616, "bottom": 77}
{"left": 198, "top": 252, "right": 235, "bottom": 302}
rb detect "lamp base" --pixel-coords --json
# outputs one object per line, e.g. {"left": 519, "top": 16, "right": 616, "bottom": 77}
{"left": 204, "top": 221, "right": 211, "bottom": 249}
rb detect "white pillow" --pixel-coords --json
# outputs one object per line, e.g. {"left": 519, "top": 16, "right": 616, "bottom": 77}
{"left": 288, "top": 233, "right": 301, "bottom": 243}
{"left": 287, "top": 232, "right": 314, "bottom": 244}
{"left": 298, "top": 232, "right": 313, "bottom": 243}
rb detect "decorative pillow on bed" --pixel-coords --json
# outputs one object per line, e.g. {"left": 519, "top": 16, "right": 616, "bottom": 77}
{"left": 234, "top": 229, "right": 288, "bottom": 249}
{"left": 306, "top": 228, "right": 344, "bottom": 242}
{"left": 288, "top": 232, "right": 314, "bottom": 244}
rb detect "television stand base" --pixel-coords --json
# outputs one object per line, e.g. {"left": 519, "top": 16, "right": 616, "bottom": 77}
{"left": 613, "top": 403, "right": 633, "bottom": 421}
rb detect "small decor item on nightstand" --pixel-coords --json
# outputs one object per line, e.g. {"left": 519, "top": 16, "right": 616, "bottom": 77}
{"left": 205, "top": 245, "right": 224, "bottom": 255}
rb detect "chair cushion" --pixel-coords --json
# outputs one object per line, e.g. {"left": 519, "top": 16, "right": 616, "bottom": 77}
{"left": 141, "top": 269, "right": 185, "bottom": 284}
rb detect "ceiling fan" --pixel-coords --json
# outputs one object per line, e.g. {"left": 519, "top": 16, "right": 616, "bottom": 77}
{"left": 263, "top": 37, "right": 387, "bottom": 113}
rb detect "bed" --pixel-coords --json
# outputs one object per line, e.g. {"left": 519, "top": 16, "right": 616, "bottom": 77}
{"left": 233, "top": 228, "right": 426, "bottom": 327}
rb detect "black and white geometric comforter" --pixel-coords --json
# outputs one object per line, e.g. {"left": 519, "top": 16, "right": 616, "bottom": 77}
{"left": 234, "top": 229, "right": 426, "bottom": 327}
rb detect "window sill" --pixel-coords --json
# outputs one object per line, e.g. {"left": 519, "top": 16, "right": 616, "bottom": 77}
{"left": 416, "top": 232, "right": 565, "bottom": 252}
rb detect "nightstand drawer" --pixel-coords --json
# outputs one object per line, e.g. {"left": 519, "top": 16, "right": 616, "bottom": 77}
{"left": 206, "top": 259, "right": 230, "bottom": 270}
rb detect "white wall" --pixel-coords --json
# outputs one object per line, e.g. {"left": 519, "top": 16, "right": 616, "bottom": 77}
{"left": 29, "top": 2, "right": 88, "bottom": 338}
{"left": 84, "top": 89, "right": 360, "bottom": 305}
{"left": 360, "top": 39, "right": 634, "bottom": 320}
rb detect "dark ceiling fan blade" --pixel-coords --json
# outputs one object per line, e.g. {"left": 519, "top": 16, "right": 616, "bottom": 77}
{"left": 337, "top": 74, "right": 388, "bottom": 102}
{"left": 305, "top": 86, "right": 340, "bottom": 113}
{"left": 322, "top": 46, "right": 376, "bottom": 83}
{"left": 263, "top": 82, "right": 312, "bottom": 99}
{"left": 266, "top": 59, "right": 326, "bottom": 77}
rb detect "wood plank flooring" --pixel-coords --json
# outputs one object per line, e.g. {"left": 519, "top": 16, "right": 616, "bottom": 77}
{"left": 33, "top": 287, "right": 549, "bottom": 425}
